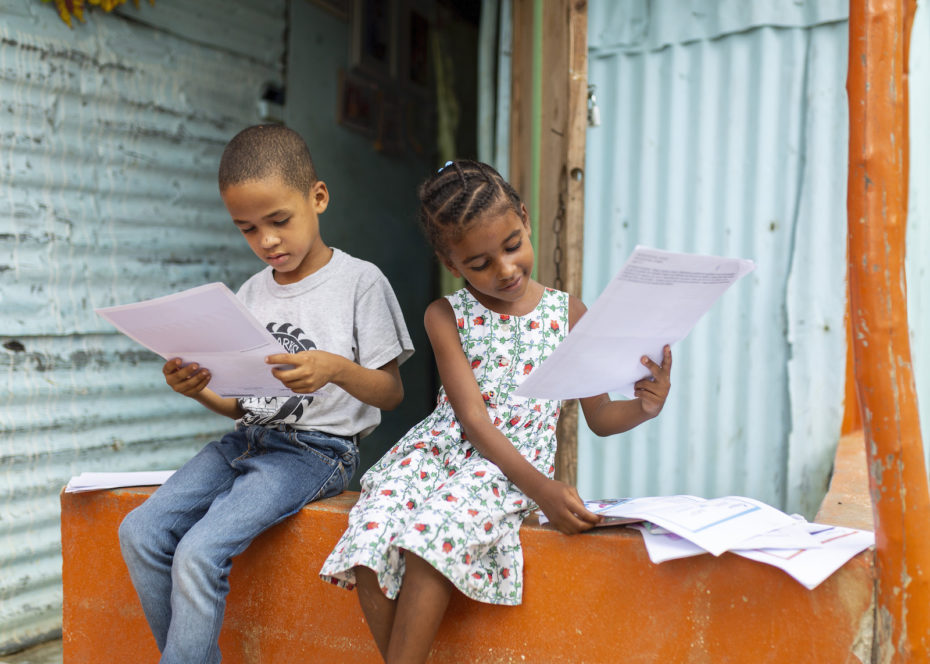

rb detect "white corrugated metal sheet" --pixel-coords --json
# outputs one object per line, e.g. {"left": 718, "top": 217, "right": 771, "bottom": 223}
{"left": 907, "top": 0, "right": 930, "bottom": 477}
{"left": 0, "top": 0, "right": 285, "bottom": 651}
{"left": 578, "top": 0, "right": 850, "bottom": 516}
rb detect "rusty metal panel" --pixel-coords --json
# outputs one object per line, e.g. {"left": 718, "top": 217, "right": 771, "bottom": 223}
{"left": 0, "top": 0, "right": 284, "bottom": 652}
{"left": 578, "top": 0, "right": 849, "bottom": 517}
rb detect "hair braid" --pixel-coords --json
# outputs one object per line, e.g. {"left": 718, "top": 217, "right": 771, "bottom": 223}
{"left": 417, "top": 159, "right": 523, "bottom": 255}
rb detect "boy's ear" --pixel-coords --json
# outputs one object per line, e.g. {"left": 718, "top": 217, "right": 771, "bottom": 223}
{"left": 309, "top": 181, "right": 329, "bottom": 213}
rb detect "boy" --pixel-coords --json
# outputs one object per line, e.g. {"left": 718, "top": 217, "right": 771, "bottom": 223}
{"left": 118, "top": 125, "right": 414, "bottom": 664}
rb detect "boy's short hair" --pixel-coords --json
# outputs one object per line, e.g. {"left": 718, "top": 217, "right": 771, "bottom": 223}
{"left": 218, "top": 124, "right": 317, "bottom": 194}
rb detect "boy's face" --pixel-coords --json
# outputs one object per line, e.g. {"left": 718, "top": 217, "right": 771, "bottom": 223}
{"left": 222, "top": 175, "right": 330, "bottom": 285}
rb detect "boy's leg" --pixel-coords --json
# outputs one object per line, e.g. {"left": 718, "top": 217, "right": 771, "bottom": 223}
{"left": 385, "top": 551, "right": 453, "bottom": 664}
{"left": 118, "top": 431, "right": 247, "bottom": 651}
{"left": 160, "top": 427, "right": 357, "bottom": 664}
{"left": 354, "top": 566, "right": 397, "bottom": 659}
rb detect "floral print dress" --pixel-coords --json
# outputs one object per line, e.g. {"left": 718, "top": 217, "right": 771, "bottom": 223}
{"left": 319, "top": 286, "right": 567, "bottom": 605}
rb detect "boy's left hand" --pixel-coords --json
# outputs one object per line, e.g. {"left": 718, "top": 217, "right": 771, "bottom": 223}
{"left": 266, "top": 350, "right": 344, "bottom": 394}
{"left": 634, "top": 344, "right": 672, "bottom": 417}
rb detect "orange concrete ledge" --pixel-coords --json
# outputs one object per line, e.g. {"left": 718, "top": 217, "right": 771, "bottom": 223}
{"left": 63, "top": 439, "right": 875, "bottom": 663}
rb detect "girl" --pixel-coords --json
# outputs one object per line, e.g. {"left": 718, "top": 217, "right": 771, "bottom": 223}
{"left": 320, "top": 160, "right": 671, "bottom": 663}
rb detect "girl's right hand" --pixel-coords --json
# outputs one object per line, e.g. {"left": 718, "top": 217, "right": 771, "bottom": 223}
{"left": 163, "top": 358, "right": 211, "bottom": 397}
{"left": 535, "top": 478, "right": 602, "bottom": 535}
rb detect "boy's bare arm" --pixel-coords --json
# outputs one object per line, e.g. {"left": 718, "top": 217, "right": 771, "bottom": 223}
{"left": 163, "top": 358, "right": 245, "bottom": 419}
{"left": 266, "top": 352, "right": 404, "bottom": 410}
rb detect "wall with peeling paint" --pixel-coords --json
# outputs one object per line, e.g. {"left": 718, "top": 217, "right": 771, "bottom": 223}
{"left": 0, "top": 0, "right": 287, "bottom": 651}
{"left": 578, "top": 0, "right": 851, "bottom": 517}
{"left": 0, "top": 0, "right": 435, "bottom": 653}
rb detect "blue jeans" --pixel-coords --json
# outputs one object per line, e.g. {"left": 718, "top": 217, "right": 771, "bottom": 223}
{"left": 118, "top": 425, "right": 359, "bottom": 664}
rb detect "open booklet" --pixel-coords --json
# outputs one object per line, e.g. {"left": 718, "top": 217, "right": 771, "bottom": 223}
{"left": 96, "top": 283, "right": 303, "bottom": 398}
{"left": 515, "top": 246, "right": 755, "bottom": 399}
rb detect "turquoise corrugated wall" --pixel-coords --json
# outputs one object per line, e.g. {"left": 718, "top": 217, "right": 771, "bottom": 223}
{"left": 577, "top": 0, "right": 852, "bottom": 517}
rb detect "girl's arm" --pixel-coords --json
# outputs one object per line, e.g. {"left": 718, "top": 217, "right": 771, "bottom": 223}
{"left": 425, "top": 298, "right": 601, "bottom": 535}
{"left": 570, "top": 296, "right": 672, "bottom": 436}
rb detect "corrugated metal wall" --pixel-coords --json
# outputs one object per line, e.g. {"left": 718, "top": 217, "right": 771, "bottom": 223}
{"left": 578, "top": 0, "right": 850, "bottom": 516}
{"left": 907, "top": 0, "right": 930, "bottom": 476}
{"left": 0, "top": 0, "right": 285, "bottom": 651}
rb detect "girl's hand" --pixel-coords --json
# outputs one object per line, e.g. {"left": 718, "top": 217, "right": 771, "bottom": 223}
{"left": 267, "top": 350, "right": 344, "bottom": 393}
{"left": 634, "top": 345, "right": 672, "bottom": 418}
{"left": 163, "top": 358, "right": 211, "bottom": 397}
{"left": 534, "top": 479, "right": 602, "bottom": 535}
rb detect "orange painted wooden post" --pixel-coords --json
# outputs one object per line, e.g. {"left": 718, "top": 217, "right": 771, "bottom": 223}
{"left": 846, "top": 0, "right": 930, "bottom": 658}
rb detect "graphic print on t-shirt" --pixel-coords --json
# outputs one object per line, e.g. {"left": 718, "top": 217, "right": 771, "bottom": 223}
{"left": 239, "top": 322, "right": 316, "bottom": 426}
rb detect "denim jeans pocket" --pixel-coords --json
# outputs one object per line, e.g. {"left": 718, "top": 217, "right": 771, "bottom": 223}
{"left": 291, "top": 430, "right": 359, "bottom": 481}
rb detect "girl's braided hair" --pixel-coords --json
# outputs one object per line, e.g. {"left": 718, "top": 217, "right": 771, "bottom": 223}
{"left": 417, "top": 160, "right": 524, "bottom": 254}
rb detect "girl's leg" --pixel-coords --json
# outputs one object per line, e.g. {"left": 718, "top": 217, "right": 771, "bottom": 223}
{"left": 354, "top": 566, "right": 396, "bottom": 659}
{"left": 385, "top": 551, "right": 454, "bottom": 664}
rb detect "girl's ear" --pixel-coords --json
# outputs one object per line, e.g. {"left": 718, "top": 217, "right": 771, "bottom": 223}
{"left": 520, "top": 203, "right": 531, "bottom": 235}
{"left": 439, "top": 254, "right": 462, "bottom": 279}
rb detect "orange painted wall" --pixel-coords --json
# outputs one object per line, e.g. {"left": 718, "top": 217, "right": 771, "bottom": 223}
{"left": 63, "top": 487, "right": 873, "bottom": 663}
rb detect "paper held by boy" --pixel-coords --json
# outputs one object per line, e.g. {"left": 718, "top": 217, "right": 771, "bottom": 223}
{"left": 95, "top": 283, "right": 318, "bottom": 398}
{"left": 537, "top": 495, "right": 875, "bottom": 590}
{"left": 514, "top": 245, "right": 755, "bottom": 400}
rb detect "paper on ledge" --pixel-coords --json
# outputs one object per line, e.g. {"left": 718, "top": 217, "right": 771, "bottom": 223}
{"left": 515, "top": 246, "right": 755, "bottom": 399}
{"left": 65, "top": 471, "right": 175, "bottom": 493}
{"left": 96, "top": 282, "right": 302, "bottom": 398}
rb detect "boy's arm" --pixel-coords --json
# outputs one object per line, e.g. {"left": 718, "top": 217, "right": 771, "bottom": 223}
{"left": 163, "top": 358, "right": 245, "bottom": 419}
{"left": 570, "top": 296, "right": 672, "bottom": 436}
{"left": 266, "top": 352, "right": 404, "bottom": 411}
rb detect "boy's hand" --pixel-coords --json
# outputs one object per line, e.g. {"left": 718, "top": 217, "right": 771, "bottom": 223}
{"left": 163, "top": 358, "right": 211, "bottom": 397}
{"left": 534, "top": 478, "right": 601, "bottom": 535}
{"left": 267, "top": 350, "right": 344, "bottom": 394}
{"left": 634, "top": 344, "right": 672, "bottom": 418}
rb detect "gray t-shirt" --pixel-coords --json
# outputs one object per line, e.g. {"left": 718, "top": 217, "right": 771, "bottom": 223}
{"left": 235, "top": 248, "right": 414, "bottom": 438}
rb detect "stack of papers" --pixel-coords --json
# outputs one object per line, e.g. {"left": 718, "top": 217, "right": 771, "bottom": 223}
{"left": 539, "top": 495, "right": 873, "bottom": 590}
{"left": 65, "top": 471, "right": 175, "bottom": 493}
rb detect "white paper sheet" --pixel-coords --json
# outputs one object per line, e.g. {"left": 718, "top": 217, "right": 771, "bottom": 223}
{"left": 515, "top": 246, "right": 755, "bottom": 399}
{"left": 96, "top": 283, "right": 299, "bottom": 398}
{"left": 597, "top": 495, "right": 796, "bottom": 556}
{"left": 734, "top": 523, "right": 875, "bottom": 590}
{"left": 629, "top": 518, "right": 824, "bottom": 565}
{"left": 65, "top": 471, "right": 175, "bottom": 493}
{"left": 536, "top": 498, "right": 642, "bottom": 527}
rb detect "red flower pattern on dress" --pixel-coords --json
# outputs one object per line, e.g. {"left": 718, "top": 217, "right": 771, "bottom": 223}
{"left": 365, "top": 522, "right": 379, "bottom": 530}
{"left": 320, "top": 287, "right": 569, "bottom": 607}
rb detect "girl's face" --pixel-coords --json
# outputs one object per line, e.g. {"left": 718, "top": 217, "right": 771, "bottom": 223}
{"left": 442, "top": 205, "right": 539, "bottom": 313}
